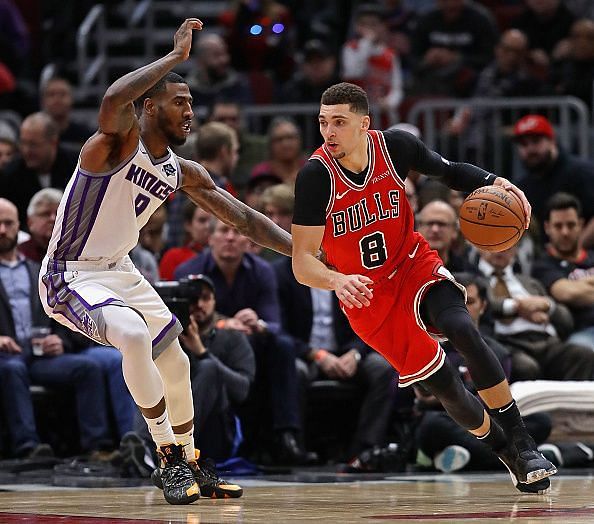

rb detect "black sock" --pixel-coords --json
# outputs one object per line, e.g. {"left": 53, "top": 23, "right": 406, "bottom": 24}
{"left": 488, "top": 400, "right": 527, "bottom": 439}
{"left": 475, "top": 419, "right": 507, "bottom": 453}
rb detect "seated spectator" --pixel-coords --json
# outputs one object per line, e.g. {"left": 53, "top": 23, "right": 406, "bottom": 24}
{"left": 410, "top": 0, "right": 498, "bottom": 97}
{"left": 550, "top": 18, "right": 594, "bottom": 110}
{"left": 165, "top": 121, "right": 238, "bottom": 248}
{"left": 178, "top": 274, "right": 255, "bottom": 462}
{"left": 17, "top": 188, "right": 61, "bottom": 263}
{"left": 280, "top": 39, "right": 340, "bottom": 104}
{"left": 0, "top": 120, "right": 17, "bottom": 169}
{"left": 186, "top": 34, "right": 252, "bottom": 110}
{"left": 533, "top": 193, "right": 594, "bottom": 352}
{"left": 208, "top": 99, "right": 267, "bottom": 195}
{"left": 446, "top": 29, "right": 542, "bottom": 141}
{"left": 244, "top": 172, "right": 282, "bottom": 211}
{"left": 478, "top": 245, "right": 594, "bottom": 381}
{"left": 174, "top": 218, "right": 311, "bottom": 465}
{"left": 160, "top": 201, "right": 212, "bottom": 281}
{"left": 342, "top": 4, "right": 403, "bottom": 113}
{"left": 250, "top": 117, "right": 306, "bottom": 187}
{"left": 271, "top": 186, "right": 396, "bottom": 457}
{"left": 417, "top": 200, "right": 471, "bottom": 273}
{"left": 196, "top": 122, "right": 239, "bottom": 195}
{"left": 511, "top": 115, "right": 594, "bottom": 248}
{"left": 1, "top": 112, "right": 78, "bottom": 227}
{"left": 258, "top": 183, "right": 294, "bottom": 261}
{"left": 415, "top": 273, "right": 552, "bottom": 473}
{"left": 511, "top": 0, "right": 575, "bottom": 74}
{"left": 0, "top": 198, "right": 113, "bottom": 458}
{"left": 40, "top": 76, "right": 94, "bottom": 149}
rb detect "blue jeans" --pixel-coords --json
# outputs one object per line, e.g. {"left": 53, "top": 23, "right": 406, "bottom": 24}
{"left": 80, "top": 346, "right": 136, "bottom": 438}
{"left": 0, "top": 352, "right": 111, "bottom": 455}
{"left": 568, "top": 327, "right": 594, "bottom": 352}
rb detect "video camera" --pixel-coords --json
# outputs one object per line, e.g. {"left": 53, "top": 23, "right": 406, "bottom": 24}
{"left": 153, "top": 275, "right": 214, "bottom": 330}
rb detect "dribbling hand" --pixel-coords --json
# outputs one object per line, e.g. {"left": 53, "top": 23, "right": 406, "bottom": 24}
{"left": 173, "top": 18, "right": 204, "bottom": 61}
{"left": 333, "top": 274, "right": 374, "bottom": 309}
{"left": 493, "top": 177, "right": 531, "bottom": 229}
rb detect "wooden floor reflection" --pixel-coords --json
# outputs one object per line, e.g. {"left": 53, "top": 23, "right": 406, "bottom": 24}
{"left": 0, "top": 474, "right": 593, "bottom": 523}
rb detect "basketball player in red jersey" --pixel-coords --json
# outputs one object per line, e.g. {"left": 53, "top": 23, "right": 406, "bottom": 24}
{"left": 292, "top": 83, "right": 556, "bottom": 493}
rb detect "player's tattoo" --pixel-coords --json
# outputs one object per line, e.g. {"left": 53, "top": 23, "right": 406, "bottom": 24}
{"left": 178, "top": 158, "right": 292, "bottom": 256}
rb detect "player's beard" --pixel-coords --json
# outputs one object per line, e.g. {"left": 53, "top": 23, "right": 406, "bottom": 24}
{"left": 158, "top": 111, "right": 187, "bottom": 146}
{"left": 333, "top": 151, "right": 346, "bottom": 159}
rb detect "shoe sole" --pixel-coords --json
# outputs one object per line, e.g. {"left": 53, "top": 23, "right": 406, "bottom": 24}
{"left": 499, "top": 458, "right": 557, "bottom": 490}
{"left": 164, "top": 491, "right": 200, "bottom": 505}
{"left": 152, "top": 469, "right": 243, "bottom": 499}
{"left": 434, "top": 446, "right": 471, "bottom": 473}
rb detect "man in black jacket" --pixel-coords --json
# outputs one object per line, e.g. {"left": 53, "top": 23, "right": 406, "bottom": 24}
{"left": 0, "top": 112, "right": 78, "bottom": 227}
{"left": 178, "top": 274, "right": 256, "bottom": 463}
{"left": 0, "top": 198, "right": 112, "bottom": 458}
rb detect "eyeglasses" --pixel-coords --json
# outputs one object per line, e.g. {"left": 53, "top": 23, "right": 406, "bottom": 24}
{"left": 418, "top": 220, "right": 454, "bottom": 229}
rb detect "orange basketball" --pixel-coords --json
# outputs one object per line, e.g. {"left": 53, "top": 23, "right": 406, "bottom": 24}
{"left": 459, "top": 186, "right": 526, "bottom": 252}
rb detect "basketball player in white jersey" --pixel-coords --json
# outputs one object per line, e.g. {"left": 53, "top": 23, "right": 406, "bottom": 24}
{"left": 39, "top": 19, "right": 292, "bottom": 505}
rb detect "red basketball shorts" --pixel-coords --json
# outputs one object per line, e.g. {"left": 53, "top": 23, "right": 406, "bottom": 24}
{"left": 344, "top": 240, "right": 466, "bottom": 388}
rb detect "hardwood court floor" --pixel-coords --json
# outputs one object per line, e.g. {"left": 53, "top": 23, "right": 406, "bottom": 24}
{"left": 0, "top": 472, "right": 593, "bottom": 523}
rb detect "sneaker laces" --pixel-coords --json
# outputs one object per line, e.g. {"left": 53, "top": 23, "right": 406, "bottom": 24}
{"left": 195, "top": 458, "right": 224, "bottom": 485}
{"left": 161, "top": 462, "right": 195, "bottom": 489}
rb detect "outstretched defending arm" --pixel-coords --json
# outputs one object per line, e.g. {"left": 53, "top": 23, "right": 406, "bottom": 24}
{"left": 178, "top": 158, "right": 292, "bottom": 256}
{"left": 81, "top": 18, "right": 203, "bottom": 173}
{"left": 98, "top": 18, "right": 202, "bottom": 136}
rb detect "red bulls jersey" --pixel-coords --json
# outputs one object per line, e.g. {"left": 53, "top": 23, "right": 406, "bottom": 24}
{"left": 312, "top": 130, "right": 418, "bottom": 282}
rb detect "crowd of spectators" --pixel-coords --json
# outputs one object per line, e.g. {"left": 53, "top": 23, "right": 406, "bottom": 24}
{"left": 1, "top": 0, "right": 594, "bottom": 474}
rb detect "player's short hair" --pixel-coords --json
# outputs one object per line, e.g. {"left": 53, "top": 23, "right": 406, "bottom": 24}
{"left": 321, "top": 82, "right": 369, "bottom": 115}
{"left": 545, "top": 192, "right": 582, "bottom": 220}
{"left": 27, "top": 188, "right": 63, "bottom": 217}
{"left": 195, "top": 122, "right": 235, "bottom": 161}
{"left": 454, "top": 272, "right": 489, "bottom": 303}
{"left": 134, "top": 72, "right": 187, "bottom": 110}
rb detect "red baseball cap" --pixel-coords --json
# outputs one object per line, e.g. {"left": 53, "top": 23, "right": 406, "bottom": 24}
{"left": 513, "top": 114, "right": 555, "bottom": 140}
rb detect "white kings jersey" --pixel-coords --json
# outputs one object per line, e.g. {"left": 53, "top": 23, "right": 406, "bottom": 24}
{"left": 46, "top": 139, "right": 181, "bottom": 265}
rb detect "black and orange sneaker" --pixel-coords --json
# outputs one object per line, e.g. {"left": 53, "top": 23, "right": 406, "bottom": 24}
{"left": 152, "top": 450, "right": 243, "bottom": 499}
{"left": 192, "top": 456, "right": 243, "bottom": 499}
{"left": 156, "top": 443, "right": 200, "bottom": 505}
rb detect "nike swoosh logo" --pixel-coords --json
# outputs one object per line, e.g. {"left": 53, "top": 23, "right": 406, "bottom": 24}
{"left": 156, "top": 419, "right": 165, "bottom": 425}
{"left": 498, "top": 403, "right": 515, "bottom": 413}
{"left": 336, "top": 189, "right": 351, "bottom": 200}
{"left": 408, "top": 243, "right": 419, "bottom": 259}
{"left": 484, "top": 174, "right": 491, "bottom": 180}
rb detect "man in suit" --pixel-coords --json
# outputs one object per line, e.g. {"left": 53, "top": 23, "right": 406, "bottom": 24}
{"left": 0, "top": 198, "right": 113, "bottom": 458}
{"left": 477, "top": 244, "right": 594, "bottom": 381}
{"left": 1, "top": 113, "right": 78, "bottom": 227}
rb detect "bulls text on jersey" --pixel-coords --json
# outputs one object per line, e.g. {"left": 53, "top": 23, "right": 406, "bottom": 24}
{"left": 330, "top": 190, "right": 400, "bottom": 237}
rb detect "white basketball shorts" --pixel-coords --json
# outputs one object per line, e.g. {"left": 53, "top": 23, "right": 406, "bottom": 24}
{"left": 39, "top": 256, "right": 182, "bottom": 359}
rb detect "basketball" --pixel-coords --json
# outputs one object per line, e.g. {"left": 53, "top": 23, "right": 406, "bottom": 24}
{"left": 459, "top": 186, "right": 526, "bottom": 252}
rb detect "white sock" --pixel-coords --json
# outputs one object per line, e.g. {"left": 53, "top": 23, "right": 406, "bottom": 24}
{"left": 144, "top": 411, "right": 176, "bottom": 447}
{"left": 176, "top": 428, "right": 196, "bottom": 461}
